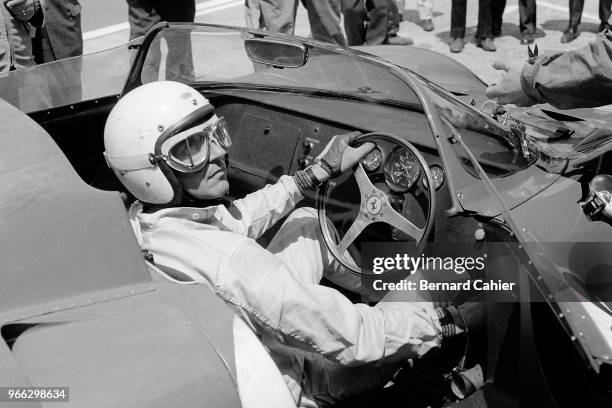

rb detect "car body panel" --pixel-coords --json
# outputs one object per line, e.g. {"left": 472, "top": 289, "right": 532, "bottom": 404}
{"left": 508, "top": 205, "right": 612, "bottom": 368}
{"left": 457, "top": 164, "right": 561, "bottom": 216}
{"left": 8, "top": 290, "right": 240, "bottom": 408}
{"left": 0, "top": 276, "right": 243, "bottom": 407}
{"left": 460, "top": 135, "right": 612, "bottom": 369}
{"left": 0, "top": 98, "right": 151, "bottom": 314}
{"left": 355, "top": 45, "right": 487, "bottom": 99}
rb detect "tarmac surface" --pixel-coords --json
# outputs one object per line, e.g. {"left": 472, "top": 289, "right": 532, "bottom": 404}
{"left": 81, "top": 0, "right": 606, "bottom": 85}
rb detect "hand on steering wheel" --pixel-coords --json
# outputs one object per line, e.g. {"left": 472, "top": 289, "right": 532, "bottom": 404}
{"left": 311, "top": 131, "right": 376, "bottom": 182}
{"left": 317, "top": 132, "right": 436, "bottom": 276}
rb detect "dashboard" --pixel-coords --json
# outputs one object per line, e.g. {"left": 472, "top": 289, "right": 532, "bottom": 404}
{"left": 361, "top": 144, "right": 445, "bottom": 194}
{"left": 206, "top": 92, "right": 457, "bottom": 247}
{"left": 210, "top": 94, "right": 441, "bottom": 194}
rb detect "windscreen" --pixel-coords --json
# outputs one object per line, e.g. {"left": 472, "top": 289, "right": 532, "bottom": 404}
{"left": 0, "top": 40, "right": 138, "bottom": 113}
{"left": 139, "top": 25, "right": 420, "bottom": 107}
{"left": 415, "top": 75, "right": 537, "bottom": 178}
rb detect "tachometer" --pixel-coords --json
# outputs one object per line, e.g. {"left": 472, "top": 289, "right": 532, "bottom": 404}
{"left": 384, "top": 147, "right": 421, "bottom": 192}
{"left": 361, "top": 147, "right": 383, "bottom": 171}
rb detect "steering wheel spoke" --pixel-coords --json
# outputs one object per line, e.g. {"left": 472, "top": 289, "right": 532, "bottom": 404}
{"left": 380, "top": 205, "right": 424, "bottom": 241}
{"left": 354, "top": 163, "right": 376, "bottom": 193}
{"left": 336, "top": 213, "right": 372, "bottom": 255}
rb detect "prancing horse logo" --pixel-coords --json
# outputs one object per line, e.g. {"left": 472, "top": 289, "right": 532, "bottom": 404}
{"left": 366, "top": 196, "right": 382, "bottom": 215}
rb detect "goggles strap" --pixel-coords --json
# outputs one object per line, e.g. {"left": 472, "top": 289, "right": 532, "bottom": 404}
{"left": 103, "top": 151, "right": 156, "bottom": 171}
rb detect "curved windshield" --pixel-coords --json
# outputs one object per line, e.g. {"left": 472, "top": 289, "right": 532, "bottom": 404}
{"left": 414, "top": 75, "right": 537, "bottom": 178}
{"left": 138, "top": 24, "right": 536, "bottom": 179}
{"left": 139, "top": 25, "right": 420, "bottom": 107}
{"left": 0, "top": 39, "right": 138, "bottom": 113}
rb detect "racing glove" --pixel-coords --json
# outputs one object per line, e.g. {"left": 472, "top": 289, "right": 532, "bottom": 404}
{"left": 292, "top": 131, "right": 374, "bottom": 194}
{"left": 316, "top": 131, "right": 375, "bottom": 179}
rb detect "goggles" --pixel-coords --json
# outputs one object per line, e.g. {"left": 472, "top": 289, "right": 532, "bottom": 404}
{"left": 104, "top": 106, "right": 232, "bottom": 174}
{"left": 161, "top": 116, "right": 232, "bottom": 173}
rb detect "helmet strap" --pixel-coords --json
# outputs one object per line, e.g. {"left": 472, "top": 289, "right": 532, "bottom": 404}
{"left": 158, "top": 160, "right": 184, "bottom": 206}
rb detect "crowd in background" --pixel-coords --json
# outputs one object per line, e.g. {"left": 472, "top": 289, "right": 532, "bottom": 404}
{"left": 0, "top": 0, "right": 611, "bottom": 74}
{"left": 448, "top": 0, "right": 611, "bottom": 52}
{"left": 243, "top": 0, "right": 612, "bottom": 53}
{"left": 245, "top": 0, "right": 434, "bottom": 46}
{"left": 0, "top": 0, "right": 82, "bottom": 73}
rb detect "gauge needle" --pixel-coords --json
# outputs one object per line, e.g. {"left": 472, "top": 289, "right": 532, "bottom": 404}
{"left": 395, "top": 163, "right": 409, "bottom": 175}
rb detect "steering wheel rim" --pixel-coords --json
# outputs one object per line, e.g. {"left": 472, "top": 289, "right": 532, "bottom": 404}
{"left": 317, "top": 132, "right": 436, "bottom": 277}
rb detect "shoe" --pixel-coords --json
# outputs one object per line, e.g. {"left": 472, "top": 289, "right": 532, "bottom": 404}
{"left": 599, "top": 22, "right": 612, "bottom": 33}
{"left": 449, "top": 37, "right": 464, "bottom": 53}
{"left": 560, "top": 29, "right": 579, "bottom": 43}
{"left": 520, "top": 34, "right": 535, "bottom": 45}
{"left": 384, "top": 35, "right": 414, "bottom": 46}
{"left": 422, "top": 19, "right": 434, "bottom": 32}
{"left": 476, "top": 37, "right": 496, "bottom": 52}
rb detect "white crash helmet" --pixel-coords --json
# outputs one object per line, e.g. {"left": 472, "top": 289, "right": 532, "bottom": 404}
{"left": 103, "top": 81, "right": 231, "bottom": 205}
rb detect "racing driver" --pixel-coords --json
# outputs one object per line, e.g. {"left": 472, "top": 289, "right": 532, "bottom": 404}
{"left": 103, "top": 80, "right": 465, "bottom": 407}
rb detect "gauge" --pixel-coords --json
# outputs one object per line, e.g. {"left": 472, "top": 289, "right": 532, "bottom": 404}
{"left": 361, "top": 147, "right": 383, "bottom": 172}
{"left": 423, "top": 165, "right": 445, "bottom": 191}
{"left": 384, "top": 148, "right": 421, "bottom": 192}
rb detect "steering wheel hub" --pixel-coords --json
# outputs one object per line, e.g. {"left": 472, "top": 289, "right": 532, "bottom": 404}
{"left": 366, "top": 196, "right": 383, "bottom": 215}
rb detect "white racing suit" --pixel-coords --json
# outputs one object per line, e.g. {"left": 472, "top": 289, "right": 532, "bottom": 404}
{"left": 129, "top": 175, "right": 441, "bottom": 407}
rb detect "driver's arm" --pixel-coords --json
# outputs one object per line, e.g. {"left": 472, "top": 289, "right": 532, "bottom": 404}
{"left": 226, "top": 175, "right": 305, "bottom": 240}
{"left": 225, "top": 132, "right": 374, "bottom": 239}
{"left": 220, "top": 237, "right": 443, "bottom": 365}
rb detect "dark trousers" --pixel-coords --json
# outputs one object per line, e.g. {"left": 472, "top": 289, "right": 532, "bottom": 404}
{"left": 302, "top": 0, "right": 346, "bottom": 46}
{"left": 451, "top": 0, "right": 505, "bottom": 39}
{"left": 126, "top": 0, "right": 195, "bottom": 40}
{"left": 568, "top": 0, "right": 612, "bottom": 29}
{"left": 32, "top": 0, "right": 83, "bottom": 103}
{"left": 341, "top": 0, "right": 400, "bottom": 45}
{"left": 126, "top": 0, "right": 195, "bottom": 81}
{"left": 478, "top": 0, "right": 506, "bottom": 38}
{"left": 519, "top": 0, "right": 536, "bottom": 35}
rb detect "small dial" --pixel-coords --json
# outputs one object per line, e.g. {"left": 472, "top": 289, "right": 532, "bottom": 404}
{"left": 423, "top": 165, "right": 445, "bottom": 191}
{"left": 384, "top": 148, "right": 421, "bottom": 192}
{"left": 361, "top": 147, "right": 383, "bottom": 172}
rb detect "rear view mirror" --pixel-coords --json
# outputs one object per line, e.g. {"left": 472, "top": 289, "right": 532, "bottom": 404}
{"left": 244, "top": 38, "right": 308, "bottom": 68}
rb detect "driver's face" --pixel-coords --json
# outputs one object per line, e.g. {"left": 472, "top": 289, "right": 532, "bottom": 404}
{"left": 176, "top": 129, "right": 230, "bottom": 201}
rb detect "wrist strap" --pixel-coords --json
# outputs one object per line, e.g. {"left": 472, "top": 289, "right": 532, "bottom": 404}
{"left": 435, "top": 306, "right": 456, "bottom": 340}
{"left": 293, "top": 171, "right": 310, "bottom": 195}
{"left": 581, "top": 192, "right": 607, "bottom": 220}
{"left": 293, "top": 165, "right": 323, "bottom": 195}
{"left": 304, "top": 166, "right": 322, "bottom": 189}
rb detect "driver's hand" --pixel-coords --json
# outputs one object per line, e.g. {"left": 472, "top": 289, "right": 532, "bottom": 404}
{"left": 313, "top": 131, "right": 375, "bottom": 182}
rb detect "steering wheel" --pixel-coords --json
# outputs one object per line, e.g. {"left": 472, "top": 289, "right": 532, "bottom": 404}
{"left": 317, "top": 132, "right": 436, "bottom": 277}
